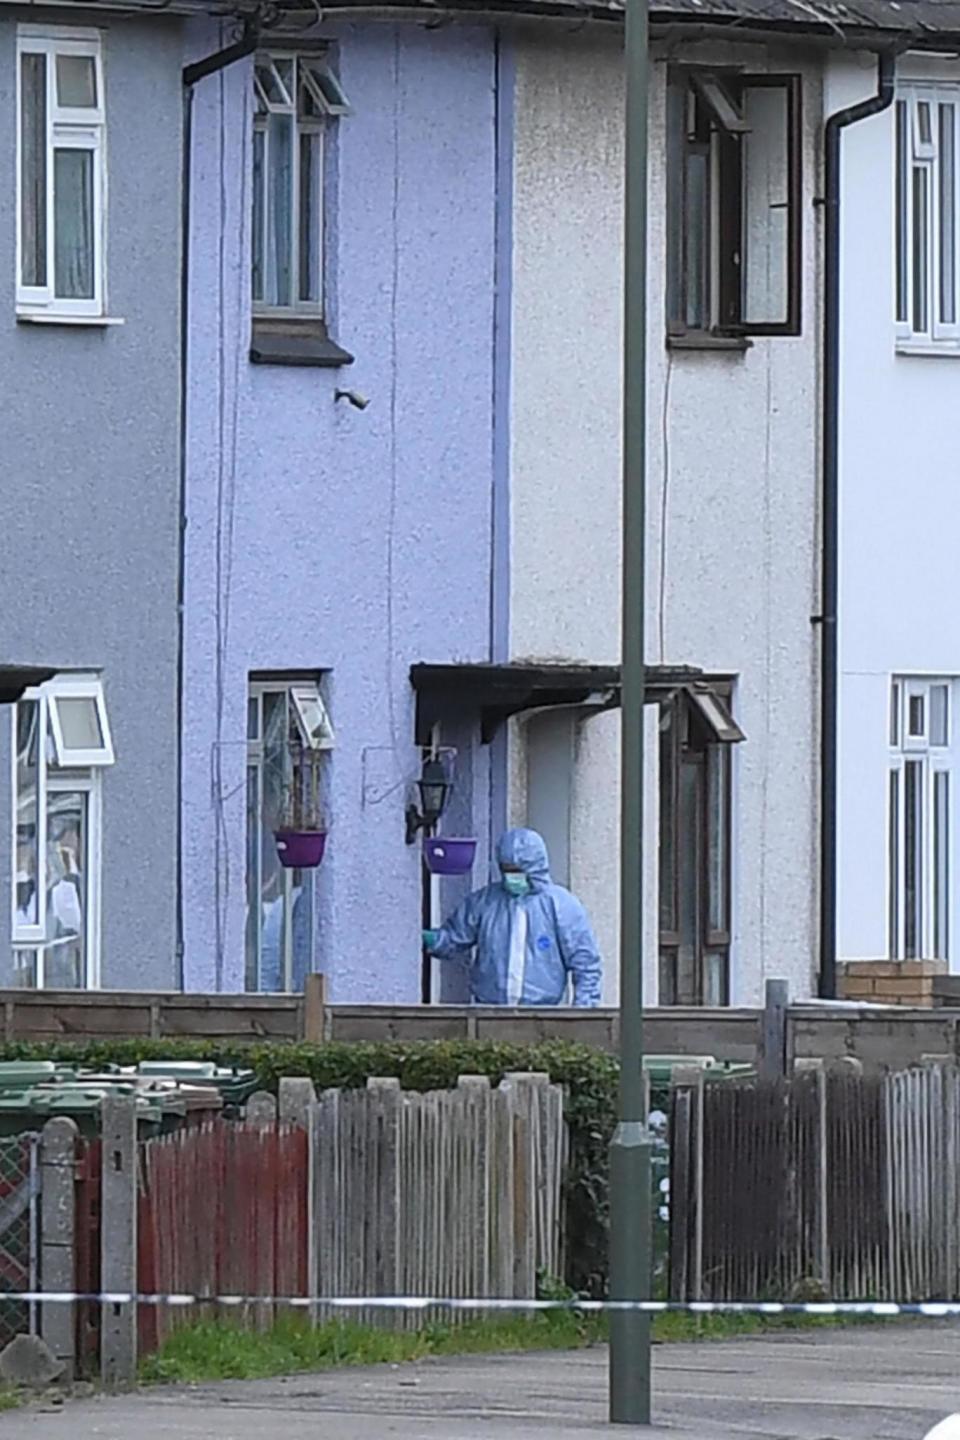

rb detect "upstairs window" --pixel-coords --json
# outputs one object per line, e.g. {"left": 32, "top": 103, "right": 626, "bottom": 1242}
{"left": 896, "top": 87, "right": 960, "bottom": 345}
{"left": 666, "top": 69, "right": 802, "bottom": 339}
{"left": 252, "top": 52, "right": 350, "bottom": 316}
{"left": 17, "top": 27, "right": 105, "bottom": 318}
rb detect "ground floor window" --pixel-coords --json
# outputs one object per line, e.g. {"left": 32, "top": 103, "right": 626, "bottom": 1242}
{"left": 11, "top": 676, "right": 111, "bottom": 988}
{"left": 658, "top": 681, "right": 740, "bottom": 1006}
{"left": 245, "top": 675, "right": 333, "bottom": 992}
{"left": 888, "top": 677, "right": 955, "bottom": 961}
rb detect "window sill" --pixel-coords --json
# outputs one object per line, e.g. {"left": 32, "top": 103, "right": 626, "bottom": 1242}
{"left": 895, "top": 339, "right": 960, "bottom": 358}
{"left": 250, "top": 318, "right": 354, "bottom": 368}
{"left": 667, "top": 332, "right": 752, "bottom": 353}
{"left": 17, "top": 313, "right": 125, "bottom": 328}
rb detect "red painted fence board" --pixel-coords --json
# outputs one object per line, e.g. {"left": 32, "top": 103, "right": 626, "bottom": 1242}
{"left": 137, "top": 1121, "right": 309, "bottom": 1356}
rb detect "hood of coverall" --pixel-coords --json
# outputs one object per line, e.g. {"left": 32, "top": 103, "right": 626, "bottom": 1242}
{"left": 496, "top": 828, "right": 552, "bottom": 890}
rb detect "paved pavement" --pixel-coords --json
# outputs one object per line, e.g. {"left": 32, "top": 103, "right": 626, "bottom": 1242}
{"left": 4, "top": 1327, "right": 960, "bottom": 1438}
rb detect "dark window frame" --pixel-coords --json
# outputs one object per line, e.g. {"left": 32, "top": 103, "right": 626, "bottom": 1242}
{"left": 666, "top": 66, "right": 803, "bottom": 342}
{"left": 658, "top": 678, "right": 735, "bottom": 1008}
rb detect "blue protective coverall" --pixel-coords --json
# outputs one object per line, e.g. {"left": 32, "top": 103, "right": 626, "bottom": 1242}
{"left": 426, "top": 828, "right": 602, "bottom": 1007}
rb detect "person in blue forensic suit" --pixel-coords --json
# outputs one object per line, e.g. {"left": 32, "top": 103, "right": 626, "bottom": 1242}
{"left": 423, "top": 828, "right": 602, "bottom": 1007}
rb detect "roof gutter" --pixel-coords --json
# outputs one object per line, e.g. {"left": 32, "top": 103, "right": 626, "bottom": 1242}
{"left": 818, "top": 51, "right": 895, "bottom": 999}
{"left": 175, "top": 19, "right": 259, "bottom": 989}
{"left": 272, "top": 1, "right": 960, "bottom": 48}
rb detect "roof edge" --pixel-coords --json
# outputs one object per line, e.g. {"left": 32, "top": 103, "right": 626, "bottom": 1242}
{"left": 0, "top": 0, "right": 261, "bottom": 16}
{"left": 275, "top": 1, "right": 960, "bottom": 48}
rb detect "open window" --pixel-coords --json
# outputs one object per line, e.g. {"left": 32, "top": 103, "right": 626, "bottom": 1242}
{"left": 47, "top": 676, "right": 113, "bottom": 767}
{"left": 687, "top": 683, "right": 745, "bottom": 745}
{"left": 252, "top": 52, "right": 350, "bottom": 318}
{"left": 290, "top": 682, "right": 335, "bottom": 750}
{"left": 666, "top": 68, "right": 802, "bottom": 339}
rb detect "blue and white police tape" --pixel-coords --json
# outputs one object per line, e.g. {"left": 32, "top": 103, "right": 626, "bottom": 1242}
{"left": 6, "top": 1294, "right": 960, "bottom": 1315}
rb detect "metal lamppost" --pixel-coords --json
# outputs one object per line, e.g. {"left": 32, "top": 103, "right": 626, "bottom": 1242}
{"left": 609, "top": 0, "right": 652, "bottom": 1423}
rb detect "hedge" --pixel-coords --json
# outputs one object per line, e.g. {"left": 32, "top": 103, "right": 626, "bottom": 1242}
{"left": 0, "top": 1037, "right": 618, "bottom": 1294}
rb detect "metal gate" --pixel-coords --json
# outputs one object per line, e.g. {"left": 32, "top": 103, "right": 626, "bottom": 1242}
{"left": 0, "top": 1134, "right": 40, "bottom": 1347}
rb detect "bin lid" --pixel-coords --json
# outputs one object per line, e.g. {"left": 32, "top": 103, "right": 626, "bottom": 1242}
{"left": 80, "top": 1074, "right": 222, "bottom": 1112}
{"left": 0, "top": 1084, "right": 173, "bottom": 1122}
{"left": 644, "top": 1055, "right": 756, "bottom": 1085}
{"left": 644, "top": 1055, "right": 717, "bottom": 1082}
{"left": 136, "top": 1061, "right": 221, "bottom": 1079}
{"left": 0, "top": 1061, "right": 77, "bottom": 1086}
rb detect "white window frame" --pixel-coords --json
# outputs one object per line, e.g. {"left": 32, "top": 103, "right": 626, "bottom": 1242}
{"left": 47, "top": 675, "right": 114, "bottom": 767}
{"left": 20, "top": 771, "right": 103, "bottom": 989}
{"left": 10, "top": 682, "right": 107, "bottom": 987}
{"left": 896, "top": 84, "right": 960, "bottom": 346}
{"left": 12, "top": 692, "right": 48, "bottom": 945}
{"left": 16, "top": 26, "right": 106, "bottom": 319}
{"left": 246, "top": 678, "right": 331, "bottom": 993}
{"left": 252, "top": 51, "right": 349, "bottom": 320}
{"left": 888, "top": 676, "right": 956, "bottom": 963}
{"left": 290, "top": 682, "right": 335, "bottom": 750}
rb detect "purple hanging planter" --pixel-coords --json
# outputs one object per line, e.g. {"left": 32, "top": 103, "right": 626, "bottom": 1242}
{"left": 274, "top": 830, "right": 328, "bottom": 869}
{"left": 423, "top": 837, "right": 477, "bottom": 877}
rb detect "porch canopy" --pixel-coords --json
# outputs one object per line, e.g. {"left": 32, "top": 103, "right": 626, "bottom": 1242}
{"left": 410, "top": 661, "right": 745, "bottom": 746}
{"left": 0, "top": 667, "right": 55, "bottom": 705}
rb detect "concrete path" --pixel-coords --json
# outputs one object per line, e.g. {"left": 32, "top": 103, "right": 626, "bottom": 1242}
{"left": 4, "top": 1327, "right": 960, "bottom": 1438}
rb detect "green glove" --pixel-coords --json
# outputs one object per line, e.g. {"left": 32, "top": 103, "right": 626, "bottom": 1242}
{"left": 422, "top": 929, "right": 440, "bottom": 951}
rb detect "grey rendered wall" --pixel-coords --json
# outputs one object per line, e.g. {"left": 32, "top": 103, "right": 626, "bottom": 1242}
{"left": 509, "top": 32, "right": 822, "bottom": 1004}
{"left": 0, "top": 12, "right": 183, "bottom": 987}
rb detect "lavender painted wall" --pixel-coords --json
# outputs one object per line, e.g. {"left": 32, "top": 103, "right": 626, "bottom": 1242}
{"left": 183, "top": 21, "right": 498, "bottom": 999}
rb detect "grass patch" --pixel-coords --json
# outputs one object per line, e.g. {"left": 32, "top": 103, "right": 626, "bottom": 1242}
{"left": 140, "top": 1312, "right": 605, "bottom": 1385}
{"left": 0, "top": 1387, "right": 20, "bottom": 1411}
{"left": 139, "top": 1308, "right": 868, "bottom": 1386}
{"left": 651, "top": 1309, "right": 865, "bottom": 1342}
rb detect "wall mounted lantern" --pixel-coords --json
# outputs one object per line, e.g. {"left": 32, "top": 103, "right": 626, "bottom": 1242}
{"left": 405, "top": 756, "right": 451, "bottom": 845}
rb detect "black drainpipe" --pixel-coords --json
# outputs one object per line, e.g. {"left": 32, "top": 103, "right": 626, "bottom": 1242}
{"left": 819, "top": 52, "right": 895, "bottom": 999}
{"left": 175, "top": 20, "right": 259, "bottom": 988}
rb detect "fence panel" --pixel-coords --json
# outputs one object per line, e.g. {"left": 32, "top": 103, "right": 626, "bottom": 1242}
{"left": 316, "top": 1075, "right": 565, "bottom": 1327}
{"left": 0, "top": 1134, "right": 40, "bottom": 1349}
{"left": 131, "top": 1077, "right": 561, "bottom": 1356}
{"left": 138, "top": 1121, "right": 308, "bottom": 1355}
{"left": 670, "top": 1065, "right": 960, "bottom": 1303}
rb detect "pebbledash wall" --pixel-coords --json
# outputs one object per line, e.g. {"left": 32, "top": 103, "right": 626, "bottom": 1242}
{"left": 0, "top": 13, "right": 183, "bottom": 990}
{"left": 181, "top": 21, "right": 498, "bottom": 999}
{"left": 505, "top": 31, "right": 822, "bottom": 1005}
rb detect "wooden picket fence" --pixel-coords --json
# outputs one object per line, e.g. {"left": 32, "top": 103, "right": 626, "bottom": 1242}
{"left": 669, "top": 1063, "right": 960, "bottom": 1302}
{"left": 314, "top": 1074, "right": 566, "bottom": 1322}
{"left": 137, "top": 1121, "right": 309, "bottom": 1353}
{"left": 134, "top": 1072, "right": 565, "bottom": 1356}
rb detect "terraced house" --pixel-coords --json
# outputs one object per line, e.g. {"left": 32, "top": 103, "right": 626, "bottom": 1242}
{"left": 3, "top": 0, "right": 960, "bottom": 1008}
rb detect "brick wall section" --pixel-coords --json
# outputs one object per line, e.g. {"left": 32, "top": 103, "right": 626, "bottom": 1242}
{"left": 839, "top": 959, "right": 947, "bottom": 1008}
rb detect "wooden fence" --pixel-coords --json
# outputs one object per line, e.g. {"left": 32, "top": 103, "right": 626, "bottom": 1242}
{"left": 132, "top": 1072, "right": 564, "bottom": 1359}
{"left": 313, "top": 1074, "right": 565, "bottom": 1317}
{"left": 13, "top": 975, "right": 960, "bottom": 1072}
{"left": 669, "top": 1063, "right": 960, "bottom": 1302}
{"left": 137, "top": 1121, "right": 309, "bottom": 1353}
